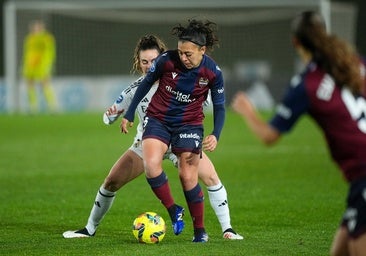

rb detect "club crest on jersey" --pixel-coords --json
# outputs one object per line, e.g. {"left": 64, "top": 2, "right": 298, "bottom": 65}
{"left": 172, "top": 72, "right": 178, "bottom": 79}
{"left": 198, "top": 77, "right": 209, "bottom": 87}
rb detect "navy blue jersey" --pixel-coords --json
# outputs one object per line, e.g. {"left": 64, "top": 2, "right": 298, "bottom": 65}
{"left": 270, "top": 61, "right": 366, "bottom": 182}
{"left": 124, "top": 50, "right": 225, "bottom": 138}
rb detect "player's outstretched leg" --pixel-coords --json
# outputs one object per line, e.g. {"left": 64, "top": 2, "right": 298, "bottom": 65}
{"left": 198, "top": 150, "right": 244, "bottom": 241}
{"left": 62, "top": 186, "right": 116, "bottom": 238}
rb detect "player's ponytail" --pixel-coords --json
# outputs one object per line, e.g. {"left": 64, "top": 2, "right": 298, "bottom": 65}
{"left": 292, "top": 11, "right": 363, "bottom": 94}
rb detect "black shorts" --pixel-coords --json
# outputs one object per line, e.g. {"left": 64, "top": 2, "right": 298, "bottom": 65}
{"left": 142, "top": 116, "right": 203, "bottom": 155}
{"left": 341, "top": 177, "right": 366, "bottom": 238}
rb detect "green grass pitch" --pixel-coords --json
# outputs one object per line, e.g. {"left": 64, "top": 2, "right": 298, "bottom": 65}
{"left": 0, "top": 110, "right": 347, "bottom": 255}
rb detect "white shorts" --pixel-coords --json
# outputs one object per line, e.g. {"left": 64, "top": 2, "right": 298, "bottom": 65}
{"left": 128, "top": 134, "right": 178, "bottom": 167}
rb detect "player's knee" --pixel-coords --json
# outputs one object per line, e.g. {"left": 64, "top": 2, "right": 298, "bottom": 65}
{"left": 143, "top": 159, "right": 163, "bottom": 176}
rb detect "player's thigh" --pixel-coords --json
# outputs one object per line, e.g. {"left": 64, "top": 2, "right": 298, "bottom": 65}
{"left": 142, "top": 117, "right": 169, "bottom": 174}
{"left": 104, "top": 150, "right": 144, "bottom": 190}
{"left": 29, "top": 65, "right": 48, "bottom": 81}
{"left": 23, "top": 70, "right": 37, "bottom": 81}
{"left": 330, "top": 226, "right": 349, "bottom": 256}
{"left": 142, "top": 138, "right": 167, "bottom": 173}
{"left": 349, "top": 233, "right": 366, "bottom": 256}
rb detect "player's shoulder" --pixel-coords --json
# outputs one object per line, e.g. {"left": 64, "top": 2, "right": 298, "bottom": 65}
{"left": 204, "top": 54, "right": 219, "bottom": 66}
{"left": 153, "top": 50, "right": 179, "bottom": 72}
{"left": 202, "top": 55, "right": 222, "bottom": 76}
{"left": 303, "top": 62, "right": 330, "bottom": 89}
{"left": 124, "top": 76, "right": 145, "bottom": 94}
{"left": 204, "top": 54, "right": 217, "bottom": 64}
{"left": 288, "top": 62, "right": 331, "bottom": 101}
{"left": 163, "top": 50, "right": 176, "bottom": 57}
{"left": 289, "top": 62, "right": 318, "bottom": 87}
{"left": 156, "top": 50, "right": 176, "bottom": 62}
{"left": 134, "top": 75, "right": 145, "bottom": 84}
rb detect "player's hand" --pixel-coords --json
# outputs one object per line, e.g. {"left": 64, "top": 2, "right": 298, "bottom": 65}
{"left": 231, "top": 91, "right": 255, "bottom": 117}
{"left": 106, "top": 104, "right": 124, "bottom": 116}
{"left": 203, "top": 134, "right": 217, "bottom": 152}
{"left": 103, "top": 104, "right": 124, "bottom": 125}
{"left": 120, "top": 118, "right": 133, "bottom": 134}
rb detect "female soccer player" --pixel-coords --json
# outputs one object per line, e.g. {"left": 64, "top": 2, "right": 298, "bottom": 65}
{"left": 63, "top": 35, "right": 242, "bottom": 241}
{"left": 121, "top": 20, "right": 226, "bottom": 242}
{"left": 22, "top": 20, "right": 57, "bottom": 114}
{"left": 231, "top": 11, "right": 366, "bottom": 256}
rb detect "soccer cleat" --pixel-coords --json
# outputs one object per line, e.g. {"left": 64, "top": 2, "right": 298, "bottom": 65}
{"left": 62, "top": 228, "right": 95, "bottom": 238}
{"left": 192, "top": 231, "right": 209, "bottom": 243}
{"left": 223, "top": 228, "right": 244, "bottom": 240}
{"left": 172, "top": 205, "right": 185, "bottom": 235}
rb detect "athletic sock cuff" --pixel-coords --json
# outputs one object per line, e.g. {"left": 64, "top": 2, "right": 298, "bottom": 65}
{"left": 207, "top": 182, "right": 223, "bottom": 192}
{"left": 99, "top": 185, "right": 116, "bottom": 197}
{"left": 184, "top": 183, "right": 204, "bottom": 203}
{"left": 146, "top": 171, "right": 167, "bottom": 188}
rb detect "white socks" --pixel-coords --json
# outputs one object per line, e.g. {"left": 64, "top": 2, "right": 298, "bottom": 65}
{"left": 207, "top": 182, "right": 232, "bottom": 233}
{"left": 84, "top": 183, "right": 231, "bottom": 234}
{"left": 85, "top": 185, "right": 116, "bottom": 235}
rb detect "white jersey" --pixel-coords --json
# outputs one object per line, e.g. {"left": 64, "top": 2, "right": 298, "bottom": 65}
{"left": 104, "top": 76, "right": 157, "bottom": 139}
{"left": 103, "top": 76, "right": 178, "bottom": 163}
{"left": 120, "top": 76, "right": 157, "bottom": 141}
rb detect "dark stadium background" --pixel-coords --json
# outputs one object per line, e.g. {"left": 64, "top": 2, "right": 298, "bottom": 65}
{"left": 0, "top": 0, "right": 364, "bottom": 80}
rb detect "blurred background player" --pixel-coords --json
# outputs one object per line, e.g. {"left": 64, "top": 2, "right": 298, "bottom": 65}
{"left": 22, "top": 20, "right": 57, "bottom": 114}
{"left": 231, "top": 11, "right": 366, "bottom": 256}
{"left": 63, "top": 34, "right": 243, "bottom": 240}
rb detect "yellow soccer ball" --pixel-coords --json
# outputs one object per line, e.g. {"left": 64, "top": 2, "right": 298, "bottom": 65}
{"left": 132, "top": 212, "right": 166, "bottom": 244}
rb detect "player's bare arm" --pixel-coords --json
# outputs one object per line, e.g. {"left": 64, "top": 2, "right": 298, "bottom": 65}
{"left": 231, "top": 91, "right": 280, "bottom": 145}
